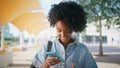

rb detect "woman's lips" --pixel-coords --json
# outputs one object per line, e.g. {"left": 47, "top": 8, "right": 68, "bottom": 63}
{"left": 61, "top": 38, "right": 67, "bottom": 42}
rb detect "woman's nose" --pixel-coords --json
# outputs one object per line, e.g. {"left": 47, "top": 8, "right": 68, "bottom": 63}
{"left": 61, "top": 32, "right": 66, "bottom": 37}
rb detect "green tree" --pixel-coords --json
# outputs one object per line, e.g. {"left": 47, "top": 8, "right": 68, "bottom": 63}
{"left": 72, "top": 0, "right": 120, "bottom": 56}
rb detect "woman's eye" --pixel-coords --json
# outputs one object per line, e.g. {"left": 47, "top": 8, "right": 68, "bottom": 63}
{"left": 57, "top": 30, "right": 61, "bottom": 32}
{"left": 66, "top": 30, "right": 72, "bottom": 33}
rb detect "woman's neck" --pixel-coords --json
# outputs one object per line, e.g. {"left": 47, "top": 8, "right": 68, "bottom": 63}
{"left": 60, "top": 38, "right": 74, "bottom": 49}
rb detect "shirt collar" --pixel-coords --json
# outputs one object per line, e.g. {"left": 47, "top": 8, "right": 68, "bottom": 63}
{"left": 55, "top": 37, "right": 79, "bottom": 46}
{"left": 69, "top": 38, "right": 79, "bottom": 45}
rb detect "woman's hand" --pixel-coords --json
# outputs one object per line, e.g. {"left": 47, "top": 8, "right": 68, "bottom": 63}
{"left": 72, "top": 64, "right": 76, "bottom": 68}
{"left": 42, "top": 56, "right": 61, "bottom": 68}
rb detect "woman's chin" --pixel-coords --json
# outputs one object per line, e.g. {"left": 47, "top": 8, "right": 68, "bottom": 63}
{"left": 61, "top": 39, "right": 68, "bottom": 43}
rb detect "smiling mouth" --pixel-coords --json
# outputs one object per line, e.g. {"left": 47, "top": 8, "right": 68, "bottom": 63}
{"left": 61, "top": 38, "right": 67, "bottom": 40}
{"left": 61, "top": 38, "right": 67, "bottom": 41}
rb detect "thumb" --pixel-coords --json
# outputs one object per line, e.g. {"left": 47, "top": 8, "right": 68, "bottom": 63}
{"left": 72, "top": 64, "right": 76, "bottom": 68}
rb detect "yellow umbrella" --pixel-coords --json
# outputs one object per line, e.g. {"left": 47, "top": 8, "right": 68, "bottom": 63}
{"left": 0, "top": 0, "right": 41, "bottom": 26}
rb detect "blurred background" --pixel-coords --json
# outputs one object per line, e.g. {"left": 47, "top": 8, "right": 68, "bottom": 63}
{"left": 0, "top": 0, "right": 120, "bottom": 68}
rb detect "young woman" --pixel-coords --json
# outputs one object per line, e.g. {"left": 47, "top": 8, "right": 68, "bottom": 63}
{"left": 31, "top": 1, "right": 98, "bottom": 68}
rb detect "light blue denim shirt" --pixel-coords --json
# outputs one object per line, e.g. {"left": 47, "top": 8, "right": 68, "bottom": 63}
{"left": 32, "top": 38, "right": 98, "bottom": 68}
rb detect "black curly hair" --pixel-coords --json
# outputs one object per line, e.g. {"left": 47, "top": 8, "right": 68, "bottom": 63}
{"left": 48, "top": 1, "right": 87, "bottom": 32}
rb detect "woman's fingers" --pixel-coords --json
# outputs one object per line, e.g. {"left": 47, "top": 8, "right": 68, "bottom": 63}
{"left": 46, "top": 56, "right": 61, "bottom": 66}
{"left": 72, "top": 64, "right": 76, "bottom": 68}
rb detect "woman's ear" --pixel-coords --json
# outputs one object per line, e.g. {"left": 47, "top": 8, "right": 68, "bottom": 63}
{"left": 71, "top": 31, "right": 77, "bottom": 39}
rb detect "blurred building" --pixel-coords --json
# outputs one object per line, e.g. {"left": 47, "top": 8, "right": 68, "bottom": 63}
{"left": 83, "top": 22, "right": 120, "bottom": 46}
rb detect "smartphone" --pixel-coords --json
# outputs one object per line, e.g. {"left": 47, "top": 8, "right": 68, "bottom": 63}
{"left": 46, "top": 52, "right": 65, "bottom": 63}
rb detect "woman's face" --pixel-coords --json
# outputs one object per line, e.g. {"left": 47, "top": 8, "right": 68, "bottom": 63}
{"left": 56, "top": 20, "right": 72, "bottom": 45}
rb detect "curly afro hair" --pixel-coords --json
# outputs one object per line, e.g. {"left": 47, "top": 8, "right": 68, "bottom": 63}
{"left": 48, "top": 1, "right": 87, "bottom": 32}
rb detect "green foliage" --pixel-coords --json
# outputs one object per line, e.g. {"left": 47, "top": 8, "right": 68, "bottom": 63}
{"left": 4, "top": 37, "right": 19, "bottom": 46}
{"left": 77, "top": 0, "right": 120, "bottom": 29}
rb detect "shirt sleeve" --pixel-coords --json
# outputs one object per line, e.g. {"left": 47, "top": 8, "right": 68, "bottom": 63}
{"left": 83, "top": 48, "right": 98, "bottom": 68}
{"left": 32, "top": 41, "right": 48, "bottom": 68}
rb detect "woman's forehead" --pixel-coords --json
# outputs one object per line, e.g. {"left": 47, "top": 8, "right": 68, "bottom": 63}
{"left": 56, "top": 20, "right": 69, "bottom": 28}
{"left": 55, "top": 23, "right": 72, "bottom": 32}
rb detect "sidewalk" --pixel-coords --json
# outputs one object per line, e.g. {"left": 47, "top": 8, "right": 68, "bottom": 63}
{"left": 89, "top": 45, "right": 120, "bottom": 68}
{"left": 6, "top": 47, "right": 39, "bottom": 68}
{"left": 93, "top": 53, "right": 120, "bottom": 68}
{"left": 6, "top": 45, "right": 120, "bottom": 68}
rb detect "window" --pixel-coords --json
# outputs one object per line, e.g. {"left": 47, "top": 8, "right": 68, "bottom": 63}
{"left": 102, "top": 36, "right": 107, "bottom": 43}
{"left": 86, "top": 36, "right": 94, "bottom": 43}
{"left": 85, "top": 35, "right": 107, "bottom": 44}
{"left": 95, "top": 36, "right": 99, "bottom": 43}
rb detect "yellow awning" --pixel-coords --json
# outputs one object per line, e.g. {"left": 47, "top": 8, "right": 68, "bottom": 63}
{"left": 12, "top": 12, "right": 48, "bottom": 35}
{"left": 0, "top": 0, "right": 41, "bottom": 26}
{"left": 26, "top": 22, "right": 48, "bottom": 35}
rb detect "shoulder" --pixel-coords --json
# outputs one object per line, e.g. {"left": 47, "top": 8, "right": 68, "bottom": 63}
{"left": 80, "top": 43, "right": 88, "bottom": 48}
{"left": 39, "top": 40, "right": 51, "bottom": 51}
{"left": 77, "top": 43, "right": 89, "bottom": 52}
{"left": 51, "top": 38, "right": 60, "bottom": 44}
